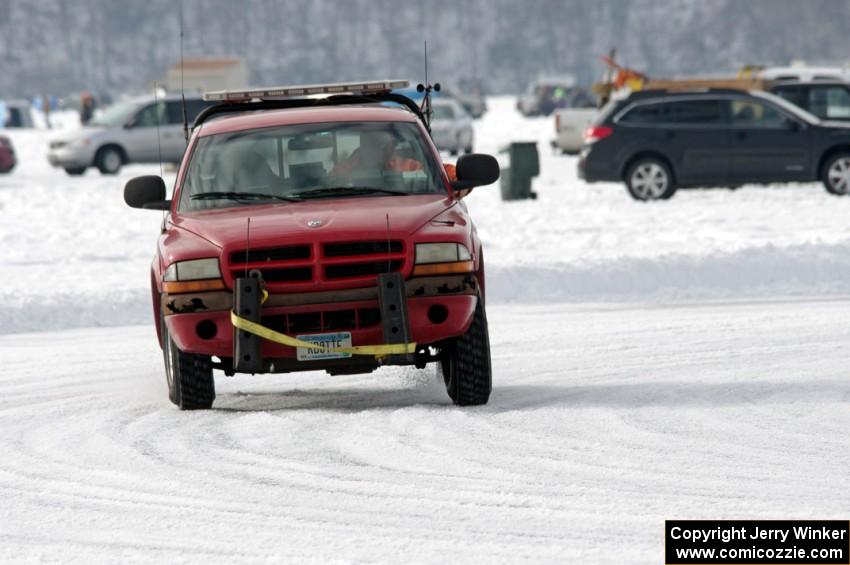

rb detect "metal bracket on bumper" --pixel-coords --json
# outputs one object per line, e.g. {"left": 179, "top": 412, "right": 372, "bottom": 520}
{"left": 233, "top": 276, "right": 263, "bottom": 373}
{"left": 377, "top": 272, "right": 413, "bottom": 364}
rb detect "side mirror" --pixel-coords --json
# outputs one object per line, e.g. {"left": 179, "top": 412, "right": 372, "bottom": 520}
{"left": 786, "top": 119, "right": 802, "bottom": 131}
{"left": 451, "top": 153, "right": 500, "bottom": 191}
{"left": 124, "top": 175, "right": 170, "bottom": 210}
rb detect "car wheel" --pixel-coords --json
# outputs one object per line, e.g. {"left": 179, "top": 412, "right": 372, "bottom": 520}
{"left": 95, "top": 146, "right": 123, "bottom": 175}
{"left": 439, "top": 299, "right": 492, "bottom": 406}
{"left": 449, "top": 148, "right": 459, "bottom": 156}
{"left": 822, "top": 153, "right": 850, "bottom": 195}
{"left": 160, "top": 310, "right": 215, "bottom": 410}
{"left": 625, "top": 158, "right": 676, "bottom": 201}
{"left": 64, "top": 167, "right": 86, "bottom": 176}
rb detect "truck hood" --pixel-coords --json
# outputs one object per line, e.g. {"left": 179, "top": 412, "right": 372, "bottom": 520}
{"left": 172, "top": 193, "right": 456, "bottom": 249}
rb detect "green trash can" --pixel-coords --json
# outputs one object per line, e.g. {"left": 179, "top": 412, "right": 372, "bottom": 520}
{"left": 499, "top": 142, "right": 539, "bottom": 200}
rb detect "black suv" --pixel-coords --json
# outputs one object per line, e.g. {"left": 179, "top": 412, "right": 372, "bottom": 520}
{"left": 578, "top": 89, "right": 850, "bottom": 200}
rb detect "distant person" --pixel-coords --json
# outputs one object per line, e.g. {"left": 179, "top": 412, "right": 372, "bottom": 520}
{"left": 79, "top": 92, "right": 96, "bottom": 125}
{"left": 331, "top": 131, "right": 422, "bottom": 178}
{"left": 41, "top": 94, "right": 52, "bottom": 129}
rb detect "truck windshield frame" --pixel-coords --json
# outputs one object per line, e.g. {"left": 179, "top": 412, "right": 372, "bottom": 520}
{"left": 179, "top": 121, "right": 446, "bottom": 211}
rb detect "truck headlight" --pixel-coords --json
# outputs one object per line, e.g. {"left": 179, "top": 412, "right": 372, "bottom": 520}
{"left": 163, "top": 258, "right": 225, "bottom": 294}
{"left": 415, "top": 243, "right": 472, "bottom": 264}
{"left": 413, "top": 243, "right": 474, "bottom": 276}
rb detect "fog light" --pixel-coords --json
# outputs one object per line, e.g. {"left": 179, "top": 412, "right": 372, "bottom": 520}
{"left": 196, "top": 319, "right": 218, "bottom": 340}
{"left": 427, "top": 304, "right": 449, "bottom": 324}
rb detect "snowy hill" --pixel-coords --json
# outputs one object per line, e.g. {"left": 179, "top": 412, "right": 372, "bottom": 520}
{"left": 3, "top": 0, "right": 850, "bottom": 97}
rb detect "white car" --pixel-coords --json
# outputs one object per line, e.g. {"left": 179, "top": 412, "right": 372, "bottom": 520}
{"left": 759, "top": 65, "right": 850, "bottom": 82}
{"left": 551, "top": 107, "right": 598, "bottom": 154}
{"left": 46, "top": 95, "right": 213, "bottom": 175}
{"left": 429, "top": 98, "right": 474, "bottom": 155}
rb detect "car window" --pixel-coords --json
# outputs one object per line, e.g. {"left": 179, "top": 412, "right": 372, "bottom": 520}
{"left": 133, "top": 102, "right": 167, "bottom": 128}
{"left": 662, "top": 100, "right": 725, "bottom": 125}
{"left": 89, "top": 101, "right": 141, "bottom": 127}
{"left": 772, "top": 86, "right": 807, "bottom": 109}
{"left": 166, "top": 99, "right": 216, "bottom": 125}
{"left": 730, "top": 100, "right": 791, "bottom": 128}
{"left": 432, "top": 105, "right": 455, "bottom": 120}
{"left": 180, "top": 121, "right": 445, "bottom": 210}
{"left": 618, "top": 102, "right": 664, "bottom": 124}
{"left": 809, "top": 86, "right": 850, "bottom": 119}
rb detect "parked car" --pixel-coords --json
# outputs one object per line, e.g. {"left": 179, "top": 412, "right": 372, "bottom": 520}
{"left": 0, "top": 135, "right": 16, "bottom": 173}
{"left": 429, "top": 98, "right": 474, "bottom": 155}
{"left": 517, "top": 77, "right": 590, "bottom": 117}
{"left": 759, "top": 65, "right": 850, "bottom": 83}
{"left": 46, "top": 94, "right": 214, "bottom": 175}
{"left": 123, "top": 80, "right": 500, "bottom": 410}
{"left": 770, "top": 81, "right": 850, "bottom": 121}
{"left": 579, "top": 88, "right": 850, "bottom": 200}
{"left": 451, "top": 79, "right": 488, "bottom": 119}
{"left": 551, "top": 94, "right": 599, "bottom": 154}
{"left": 1, "top": 99, "right": 35, "bottom": 128}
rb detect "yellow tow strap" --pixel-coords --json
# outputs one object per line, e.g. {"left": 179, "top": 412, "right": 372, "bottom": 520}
{"left": 230, "top": 310, "right": 416, "bottom": 357}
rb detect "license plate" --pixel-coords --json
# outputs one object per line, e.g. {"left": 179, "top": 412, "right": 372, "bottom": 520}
{"left": 296, "top": 331, "right": 352, "bottom": 361}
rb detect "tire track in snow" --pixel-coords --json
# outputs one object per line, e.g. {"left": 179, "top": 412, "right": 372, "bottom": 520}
{"left": 2, "top": 303, "right": 850, "bottom": 562}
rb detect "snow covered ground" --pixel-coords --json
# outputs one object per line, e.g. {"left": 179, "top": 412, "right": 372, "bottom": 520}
{"left": 1, "top": 98, "right": 850, "bottom": 563}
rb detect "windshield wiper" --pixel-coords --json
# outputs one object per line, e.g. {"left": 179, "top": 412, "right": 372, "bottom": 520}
{"left": 292, "top": 186, "right": 409, "bottom": 199}
{"left": 191, "top": 191, "right": 301, "bottom": 202}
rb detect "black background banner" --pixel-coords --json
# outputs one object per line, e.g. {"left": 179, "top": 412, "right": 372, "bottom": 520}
{"left": 666, "top": 520, "right": 849, "bottom": 564}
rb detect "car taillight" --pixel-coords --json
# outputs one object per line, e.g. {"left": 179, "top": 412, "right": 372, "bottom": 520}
{"left": 555, "top": 114, "right": 561, "bottom": 132}
{"left": 584, "top": 126, "right": 613, "bottom": 143}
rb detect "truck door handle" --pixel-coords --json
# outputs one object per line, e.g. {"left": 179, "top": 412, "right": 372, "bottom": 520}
{"left": 736, "top": 131, "right": 748, "bottom": 140}
{"left": 664, "top": 131, "right": 676, "bottom": 139}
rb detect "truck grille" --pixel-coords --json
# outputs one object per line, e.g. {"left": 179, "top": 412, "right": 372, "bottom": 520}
{"left": 228, "top": 240, "right": 405, "bottom": 287}
{"left": 323, "top": 241, "right": 403, "bottom": 257}
{"left": 231, "top": 245, "right": 310, "bottom": 263}
{"left": 264, "top": 307, "right": 381, "bottom": 334}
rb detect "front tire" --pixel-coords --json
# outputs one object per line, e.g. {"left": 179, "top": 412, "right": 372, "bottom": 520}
{"left": 440, "top": 299, "right": 492, "bottom": 406}
{"left": 822, "top": 153, "right": 850, "bottom": 195}
{"left": 160, "top": 311, "right": 215, "bottom": 410}
{"left": 95, "top": 146, "right": 123, "bottom": 175}
{"left": 625, "top": 157, "right": 676, "bottom": 201}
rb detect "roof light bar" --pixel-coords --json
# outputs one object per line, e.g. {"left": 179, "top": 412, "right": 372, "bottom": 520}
{"left": 203, "top": 80, "right": 410, "bottom": 102}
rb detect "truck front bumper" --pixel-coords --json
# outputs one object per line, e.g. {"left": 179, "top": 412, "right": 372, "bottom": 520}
{"left": 162, "top": 275, "right": 479, "bottom": 368}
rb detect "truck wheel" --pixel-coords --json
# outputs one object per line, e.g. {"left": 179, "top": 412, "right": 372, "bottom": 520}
{"left": 64, "top": 167, "right": 86, "bottom": 176}
{"left": 95, "top": 146, "right": 123, "bottom": 175}
{"left": 625, "top": 158, "right": 676, "bottom": 201}
{"left": 440, "top": 299, "right": 492, "bottom": 406}
{"left": 160, "top": 312, "right": 215, "bottom": 410}
{"left": 822, "top": 153, "right": 850, "bottom": 195}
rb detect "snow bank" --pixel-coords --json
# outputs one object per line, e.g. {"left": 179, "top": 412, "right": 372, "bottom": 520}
{"left": 3, "top": 97, "right": 850, "bottom": 334}
{"left": 489, "top": 242, "right": 850, "bottom": 303}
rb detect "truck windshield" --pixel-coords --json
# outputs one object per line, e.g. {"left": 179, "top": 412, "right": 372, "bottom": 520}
{"left": 180, "top": 121, "right": 446, "bottom": 210}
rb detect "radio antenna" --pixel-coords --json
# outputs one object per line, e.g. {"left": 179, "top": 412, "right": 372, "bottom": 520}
{"left": 416, "top": 40, "right": 440, "bottom": 133}
{"left": 179, "top": 0, "right": 189, "bottom": 143}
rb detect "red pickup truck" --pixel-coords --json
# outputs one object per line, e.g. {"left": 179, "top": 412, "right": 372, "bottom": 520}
{"left": 124, "top": 80, "right": 499, "bottom": 409}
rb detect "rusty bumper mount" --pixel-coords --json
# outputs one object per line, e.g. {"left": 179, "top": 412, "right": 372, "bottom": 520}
{"left": 232, "top": 272, "right": 417, "bottom": 373}
{"left": 163, "top": 273, "right": 478, "bottom": 316}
